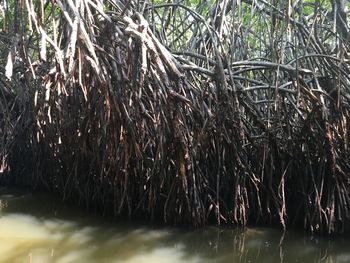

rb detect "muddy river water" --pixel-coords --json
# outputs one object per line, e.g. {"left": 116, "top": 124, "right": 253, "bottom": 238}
{"left": 0, "top": 187, "right": 350, "bottom": 263}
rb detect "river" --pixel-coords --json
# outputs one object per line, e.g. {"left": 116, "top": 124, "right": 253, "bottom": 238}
{"left": 0, "top": 187, "right": 350, "bottom": 263}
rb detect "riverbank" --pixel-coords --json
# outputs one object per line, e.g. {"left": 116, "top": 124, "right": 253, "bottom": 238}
{"left": 1, "top": 0, "right": 350, "bottom": 234}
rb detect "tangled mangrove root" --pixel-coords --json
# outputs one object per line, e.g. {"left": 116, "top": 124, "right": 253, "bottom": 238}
{"left": 1, "top": 0, "right": 350, "bottom": 233}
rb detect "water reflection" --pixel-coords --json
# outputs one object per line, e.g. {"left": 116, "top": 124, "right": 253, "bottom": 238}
{"left": 0, "top": 188, "right": 350, "bottom": 263}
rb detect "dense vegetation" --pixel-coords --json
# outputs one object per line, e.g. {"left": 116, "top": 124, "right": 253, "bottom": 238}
{"left": 1, "top": 0, "right": 350, "bottom": 234}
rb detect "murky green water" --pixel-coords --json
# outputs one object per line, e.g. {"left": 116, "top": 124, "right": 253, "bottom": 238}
{"left": 1, "top": 187, "right": 350, "bottom": 263}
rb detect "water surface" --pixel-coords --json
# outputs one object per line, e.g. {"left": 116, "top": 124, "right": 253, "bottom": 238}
{"left": 0, "top": 187, "right": 350, "bottom": 263}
